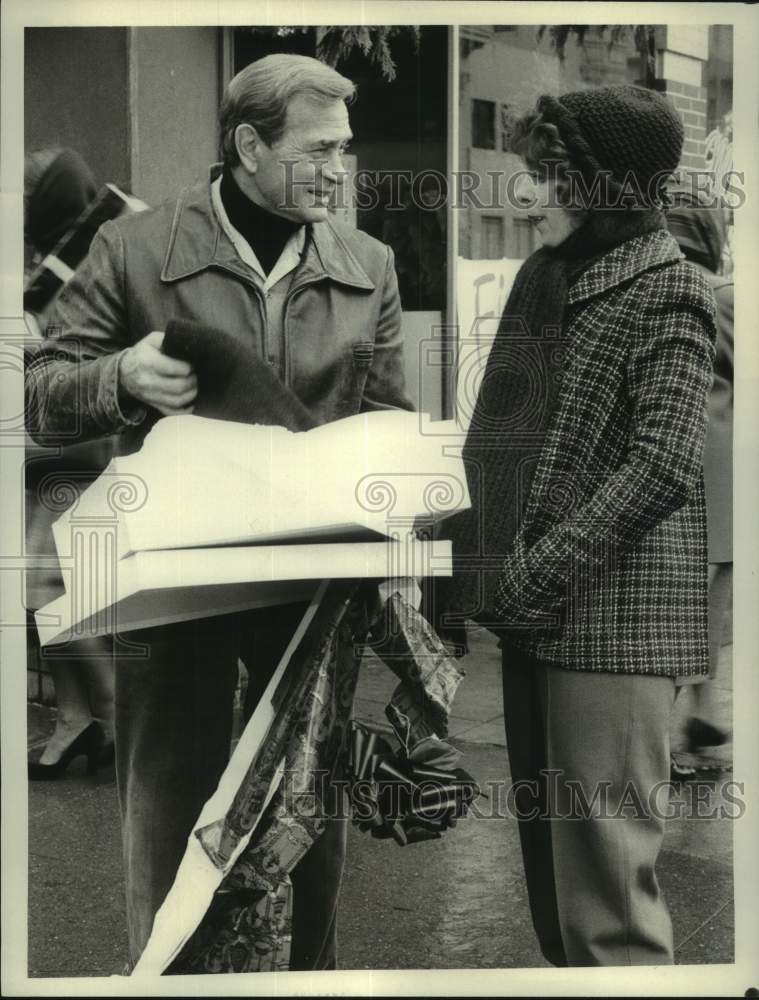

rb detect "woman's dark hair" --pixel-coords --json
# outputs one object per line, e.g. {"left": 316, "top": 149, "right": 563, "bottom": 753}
{"left": 509, "top": 111, "right": 574, "bottom": 201}
{"left": 509, "top": 111, "right": 581, "bottom": 210}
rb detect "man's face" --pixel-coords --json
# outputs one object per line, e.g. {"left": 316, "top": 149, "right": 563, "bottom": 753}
{"left": 251, "top": 95, "right": 352, "bottom": 223}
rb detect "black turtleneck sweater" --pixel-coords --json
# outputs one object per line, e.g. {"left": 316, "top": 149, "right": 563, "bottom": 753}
{"left": 219, "top": 167, "right": 303, "bottom": 277}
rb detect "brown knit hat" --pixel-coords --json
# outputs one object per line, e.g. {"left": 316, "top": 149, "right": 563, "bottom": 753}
{"left": 537, "top": 85, "right": 684, "bottom": 207}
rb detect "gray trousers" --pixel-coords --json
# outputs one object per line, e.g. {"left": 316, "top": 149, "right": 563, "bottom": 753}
{"left": 501, "top": 642, "right": 676, "bottom": 967}
{"left": 114, "top": 604, "right": 345, "bottom": 971}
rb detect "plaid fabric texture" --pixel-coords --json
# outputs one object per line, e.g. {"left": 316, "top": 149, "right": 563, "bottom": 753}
{"left": 493, "top": 230, "right": 717, "bottom": 678}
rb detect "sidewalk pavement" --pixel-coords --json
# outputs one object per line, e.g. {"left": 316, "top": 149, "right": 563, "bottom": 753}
{"left": 26, "top": 627, "right": 734, "bottom": 978}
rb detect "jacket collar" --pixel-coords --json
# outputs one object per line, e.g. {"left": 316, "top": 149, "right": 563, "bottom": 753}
{"left": 161, "top": 167, "right": 375, "bottom": 291}
{"left": 567, "top": 229, "right": 684, "bottom": 305}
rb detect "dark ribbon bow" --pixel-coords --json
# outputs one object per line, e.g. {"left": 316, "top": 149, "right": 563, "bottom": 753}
{"left": 346, "top": 718, "right": 480, "bottom": 846}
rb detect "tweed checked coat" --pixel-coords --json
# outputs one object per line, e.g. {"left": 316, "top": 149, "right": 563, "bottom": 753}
{"left": 492, "top": 229, "right": 716, "bottom": 678}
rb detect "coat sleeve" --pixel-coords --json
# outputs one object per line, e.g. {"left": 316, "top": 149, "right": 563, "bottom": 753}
{"left": 24, "top": 220, "right": 146, "bottom": 446}
{"left": 493, "top": 268, "right": 717, "bottom": 629}
{"left": 360, "top": 245, "right": 415, "bottom": 413}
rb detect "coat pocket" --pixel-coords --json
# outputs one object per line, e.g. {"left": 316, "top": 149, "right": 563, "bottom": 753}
{"left": 332, "top": 341, "right": 375, "bottom": 417}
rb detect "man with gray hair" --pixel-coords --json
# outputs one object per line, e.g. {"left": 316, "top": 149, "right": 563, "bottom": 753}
{"left": 26, "top": 53, "right": 412, "bottom": 971}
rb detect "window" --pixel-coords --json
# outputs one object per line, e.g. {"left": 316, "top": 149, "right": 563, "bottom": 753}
{"left": 472, "top": 99, "right": 496, "bottom": 149}
{"left": 481, "top": 215, "right": 504, "bottom": 258}
{"left": 512, "top": 217, "right": 536, "bottom": 259}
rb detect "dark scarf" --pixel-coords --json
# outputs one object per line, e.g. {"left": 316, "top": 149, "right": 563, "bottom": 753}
{"left": 429, "top": 208, "right": 666, "bottom": 642}
{"left": 220, "top": 166, "right": 303, "bottom": 276}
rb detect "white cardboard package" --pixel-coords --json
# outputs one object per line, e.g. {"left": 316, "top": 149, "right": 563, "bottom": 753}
{"left": 51, "top": 410, "right": 469, "bottom": 561}
{"left": 35, "top": 411, "right": 468, "bottom": 645}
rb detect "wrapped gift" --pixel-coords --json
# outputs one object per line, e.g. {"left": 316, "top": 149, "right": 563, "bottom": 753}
{"left": 346, "top": 720, "right": 479, "bottom": 846}
{"left": 134, "top": 586, "right": 475, "bottom": 976}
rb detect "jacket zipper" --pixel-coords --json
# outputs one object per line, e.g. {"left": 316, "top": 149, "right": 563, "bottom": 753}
{"left": 283, "top": 277, "right": 324, "bottom": 389}
{"left": 214, "top": 262, "right": 269, "bottom": 361}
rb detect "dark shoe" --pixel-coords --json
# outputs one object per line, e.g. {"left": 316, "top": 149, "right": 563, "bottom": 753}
{"left": 686, "top": 717, "right": 729, "bottom": 753}
{"left": 28, "top": 721, "right": 106, "bottom": 780}
{"left": 98, "top": 739, "right": 116, "bottom": 768}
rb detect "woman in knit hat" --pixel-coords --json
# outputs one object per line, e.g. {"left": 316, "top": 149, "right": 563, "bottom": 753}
{"left": 429, "top": 86, "right": 716, "bottom": 966}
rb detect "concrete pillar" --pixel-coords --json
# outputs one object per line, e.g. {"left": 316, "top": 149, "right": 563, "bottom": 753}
{"left": 25, "top": 26, "right": 222, "bottom": 206}
{"left": 127, "top": 27, "right": 222, "bottom": 206}
{"left": 24, "top": 28, "right": 130, "bottom": 191}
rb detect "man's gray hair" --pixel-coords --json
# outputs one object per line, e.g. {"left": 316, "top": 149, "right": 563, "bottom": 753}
{"left": 219, "top": 53, "right": 355, "bottom": 167}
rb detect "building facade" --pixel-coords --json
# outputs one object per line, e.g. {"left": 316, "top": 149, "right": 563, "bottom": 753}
{"left": 458, "top": 24, "right": 734, "bottom": 264}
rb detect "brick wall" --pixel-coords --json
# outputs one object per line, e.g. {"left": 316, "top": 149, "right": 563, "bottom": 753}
{"left": 654, "top": 78, "right": 707, "bottom": 171}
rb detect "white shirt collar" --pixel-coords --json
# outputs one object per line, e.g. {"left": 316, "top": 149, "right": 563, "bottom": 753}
{"left": 210, "top": 175, "right": 306, "bottom": 290}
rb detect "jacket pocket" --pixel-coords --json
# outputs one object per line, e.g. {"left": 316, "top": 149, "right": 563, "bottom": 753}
{"left": 332, "top": 341, "right": 375, "bottom": 417}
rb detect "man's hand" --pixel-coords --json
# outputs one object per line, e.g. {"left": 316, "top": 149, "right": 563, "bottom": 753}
{"left": 119, "top": 330, "right": 198, "bottom": 415}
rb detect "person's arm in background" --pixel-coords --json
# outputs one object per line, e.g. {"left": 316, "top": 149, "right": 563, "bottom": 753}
{"left": 360, "top": 245, "right": 415, "bottom": 413}
{"left": 25, "top": 220, "right": 196, "bottom": 446}
{"left": 493, "top": 268, "right": 717, "bottom": 629}
{"left": 25, "top": 220, "right": 144, "bottom": 445}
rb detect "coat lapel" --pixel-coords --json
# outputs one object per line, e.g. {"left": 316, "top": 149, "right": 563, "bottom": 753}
{"left": 296, "top": 219, "right": 375, "bottom": 292}
{"left": 567, "top": 229, "right": 683, "bottom": 306}
{"left": 160, "top": 177, "right": 224, "bottom": 282}
{"left": 161, "top": 171, "right": 375, "bottom": 292}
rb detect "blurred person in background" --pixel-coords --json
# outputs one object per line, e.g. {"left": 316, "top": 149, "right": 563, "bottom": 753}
{"left": 704, "top": 111, "right": 734, "bottom": 278}
{"left": 24, "top": 147, "right": 117, "bottom": 778}
{"left": 667, "top": 190, "right": 733, "bottom": 777}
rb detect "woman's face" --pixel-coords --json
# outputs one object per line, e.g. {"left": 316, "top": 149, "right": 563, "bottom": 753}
{"left": 513, "top": 171, "right": 582, "bottom": 248}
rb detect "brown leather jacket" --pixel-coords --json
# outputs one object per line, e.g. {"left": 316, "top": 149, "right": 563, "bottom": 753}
{"left": 25, "top": 171, "right": 412, "bottom": 455}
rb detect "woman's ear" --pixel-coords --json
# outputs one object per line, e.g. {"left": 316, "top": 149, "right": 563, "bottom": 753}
{"left": 234, "top": 123, "right": 261, "bottom": 175}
